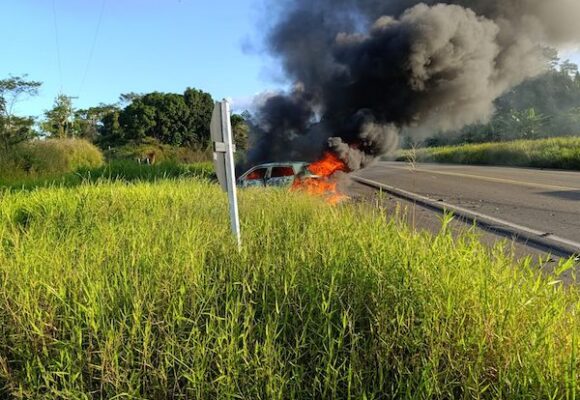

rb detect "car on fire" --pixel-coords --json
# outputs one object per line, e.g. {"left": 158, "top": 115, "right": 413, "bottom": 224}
{"left": 237, "top": 162, "right": 318, "bottom": 188}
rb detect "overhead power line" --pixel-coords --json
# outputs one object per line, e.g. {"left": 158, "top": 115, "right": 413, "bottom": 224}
{"left": 79, "top": 0, "right": 107, "bottom": 97}
{"left": 52, "top": 0, "right": 64, "bottom": 92}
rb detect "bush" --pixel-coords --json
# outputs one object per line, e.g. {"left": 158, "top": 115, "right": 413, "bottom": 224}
{"left": 0, "top": 139, "right": 104, "bottom": 179}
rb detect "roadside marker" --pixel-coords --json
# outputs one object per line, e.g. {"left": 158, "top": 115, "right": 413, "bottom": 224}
{"left": 211, "top": 100, "right": 241, "bottom": 249}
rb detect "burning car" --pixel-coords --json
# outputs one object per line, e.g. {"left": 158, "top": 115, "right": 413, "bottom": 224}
{"left": 237, "top": 162, "right": 317, "bottom": 188}
{"left": 238, "top": 153, "right": 351, "bottom": 204}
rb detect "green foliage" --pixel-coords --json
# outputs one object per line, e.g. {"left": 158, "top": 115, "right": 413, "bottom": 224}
{"left": 0, "top": 160, "right": 214, "bottom": 190}
{"left": 183, "top": 87, "right": 214, "bottom": 144}
{"left": 32, "top": 87, "right": 214, "bottom": 150}
{"left": 0, "top": 181, "right": 578, "bottom": 398}
{"left": 41, "top": 94, "right": 75, "bottom": 138}
{"left": 398, "top": 137, "right": 580, "bottom": 170}
{"left": 76, "top": 160, "right": 215, "bottom": 182}
{"left": 118, "top": 88, "right": 214, "bottom": 147}
{"left": 0, "top": 115, "right": 36, "bottom": 150}
{"left": 415, "top": 59, "right": 580, "bottom": 148}
{"left": 0, "top": 139, "right": 104, "bottom": 180}
{"left": 118, "top": 100, "right": 157, "bottom": 142}
{"left": 0, "top": 75, "right": 41, "bottom": 150}
{"left": 231, "top": 113, "right": 249, "bottom": 150}
{"left": 495, "top": 108, "right": 551, "bottom": 140}
{"left": 74, "top": 104, "right": 121, "bottom": 142}
{"left": 104, "top": 138, "right": 212, "bottom": 164}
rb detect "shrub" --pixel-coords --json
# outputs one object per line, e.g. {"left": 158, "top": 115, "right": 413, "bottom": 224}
{"left": 0, "top": 139, "right": 104, "bottom": 179}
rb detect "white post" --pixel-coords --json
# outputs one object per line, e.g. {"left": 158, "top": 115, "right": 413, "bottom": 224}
{"left": 220, "top": 101, "right": 241, "bottom": 248}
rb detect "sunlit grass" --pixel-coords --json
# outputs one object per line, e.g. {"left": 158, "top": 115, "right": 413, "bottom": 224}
{"left": 0, "top": 160, "right": 215, "bottom": 190}
{"left": 0, "top": 179, "right": 578, "bottom": 398}
{"left": 0, "top": 139, "right": 104, "bottom": 182}
{"left": 397, "top": 136, "right": 580, "bottom": 170}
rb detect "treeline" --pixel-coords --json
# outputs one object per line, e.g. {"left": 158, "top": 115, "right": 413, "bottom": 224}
{"left": 0, "top": 79, "right": 249, "bottom": 154}
{"left": 405, "top": 56, "right": 580, "bottom": 147}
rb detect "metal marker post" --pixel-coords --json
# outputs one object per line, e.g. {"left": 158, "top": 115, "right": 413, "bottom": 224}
{"left": 211, "top": 100, "right": 241, "bottom": 248}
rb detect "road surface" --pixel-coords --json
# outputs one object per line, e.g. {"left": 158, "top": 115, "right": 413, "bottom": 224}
{"left": 354, "top": 162, "right": 580, "bottom": 249}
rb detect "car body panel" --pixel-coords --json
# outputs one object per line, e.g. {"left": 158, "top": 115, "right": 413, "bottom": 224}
{"left": 238, "top": 162, "right": 315, "bottom": 188}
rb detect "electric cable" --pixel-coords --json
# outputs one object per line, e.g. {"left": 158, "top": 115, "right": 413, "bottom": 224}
{"left": 78, "top": 0, "right": 107, "bottom": 96}
{"left": 52, "top": 0, "right": 64, "bottom": 92}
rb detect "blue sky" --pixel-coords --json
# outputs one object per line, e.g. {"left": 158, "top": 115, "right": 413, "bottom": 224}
{"left": 1, "top": 0, "right": 277, "bottom": 117}
{"left": 2, "top": 1, "right": 580, "bottom": 118}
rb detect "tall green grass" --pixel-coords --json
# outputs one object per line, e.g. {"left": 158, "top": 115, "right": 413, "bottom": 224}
{"left": 0, "top": 180, "right": 578, "bottom": 398}
{"left": 0, "top": 139, "right": 104, "bottom": 181}
{"left": 0, "top": 160, "right": 215, "bottom": 190}
{"left": 397, "top": 137, "right": 580, "bottom": 170}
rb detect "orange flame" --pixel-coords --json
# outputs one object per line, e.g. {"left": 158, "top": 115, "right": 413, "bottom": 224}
{"left": 308, "top": 152, "right": 349, "bottom": 176}
{"left": 292, "top": 152, "right": 350, "bottom": 204}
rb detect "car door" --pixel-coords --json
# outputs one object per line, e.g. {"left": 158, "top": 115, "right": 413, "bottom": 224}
{"left": 239, "top": 167, "right": 268, "bottom": 188}
{"left": 266, "top": 165, "right": 296, "bottom": 187}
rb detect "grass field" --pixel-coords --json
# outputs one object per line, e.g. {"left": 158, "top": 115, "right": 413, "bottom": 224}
{"left": 0, "top": 176, "right": 578, "bottom": 398}
{"left": 0, "top": 160, "right": 215, "bottom": 190}
{"left": 397, "top": 137, "right": 580, "bottom": 170}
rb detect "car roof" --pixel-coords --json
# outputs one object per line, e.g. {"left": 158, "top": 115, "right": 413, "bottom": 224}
{"left": 250, "top": 162, "right": 309, "bottom": 169}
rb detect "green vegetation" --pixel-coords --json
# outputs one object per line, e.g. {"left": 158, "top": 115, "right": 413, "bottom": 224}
{"left": 398, "top": 137, "right": 580, "bottom": 170}
{"left": 0, "top": 76, "right": 42, "bottom": 150}
{"left": 0, "top": 159, "right": 214, "bottom": 190}
{"left": 40, "top": 88, "right": 249, "bottom": 153}
{"left": 104, "top": 138, "right": 213, "bottom": 165}
{"left": 0, "top": 75, "right": 249, "bottom": 176}
{"left": 405, "top": 57, "right": 580, "bottom": 148}
{"left": 0, "top": 139, "right": 104, "bottom": 181}
{"left": 0, "top": 179, "right": 578, "bottom": 398}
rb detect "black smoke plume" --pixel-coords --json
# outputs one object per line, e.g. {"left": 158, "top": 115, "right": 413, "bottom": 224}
{"left": 248, "top": 0, "right": 580, "bottom": 170}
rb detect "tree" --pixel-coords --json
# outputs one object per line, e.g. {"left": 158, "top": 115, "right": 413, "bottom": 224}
{"left": 42, "top": 94, "right": 75, "bottom": 138}
{"left": 496, "top": 108, "right": 550, "bottom": 140}
{"left": 560, "top": 60, "right": 579, "bottom": 78}
{"left": 119, "top": 101, "right": 156, "bottom": 142}
{"left": 98, "top": 106, "right": 123, "bottom": 146}
{"left": 183, "top": 88, "right": 214, "bottom": 145}
{"left": 119, "top": 92, "right": 143, "bottom": 105}
{"left": 424, "top": 58, "right": 580, "bottom": 146}
{"left": 0, "top": 75, "right": 42, "bottom": 150}
{"left": 231, "top": 114, "right": 249, "bottom": 150}
{"left": 75, "top": 104, "right": 122, "bottom": 143}
{"left": 118, "top": 88, "right": 214, "bottom": 147}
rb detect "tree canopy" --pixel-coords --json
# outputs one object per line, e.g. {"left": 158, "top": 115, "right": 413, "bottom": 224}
{"left": 0, "top": 75, "right": 41, "bottom": 150}
{"left": 115, "top": 88, "right": 214, "bottom": 147}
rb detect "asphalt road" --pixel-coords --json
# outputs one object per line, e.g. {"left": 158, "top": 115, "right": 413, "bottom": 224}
{"left": 354, "top": 162, "right": 580, "bottom": 246}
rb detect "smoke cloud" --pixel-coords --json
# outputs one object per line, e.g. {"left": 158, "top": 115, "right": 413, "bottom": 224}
{"left": 248, "top": 0, "right": 580, "bottom": 170}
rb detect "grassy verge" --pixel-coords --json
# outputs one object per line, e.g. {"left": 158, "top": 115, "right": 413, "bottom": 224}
{"left": 0, "top": 179, "right": 578, "bottom": 398}
{"left": 397, "top": 137, "right": 580, "bottom": 170}
{"left": 0, "top": 160, "right": 215, "bottom": 190}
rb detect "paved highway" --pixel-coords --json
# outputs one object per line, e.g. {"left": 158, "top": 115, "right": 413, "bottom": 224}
{"left": 354, "top": 162, "right": 580, "bottom": 248}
